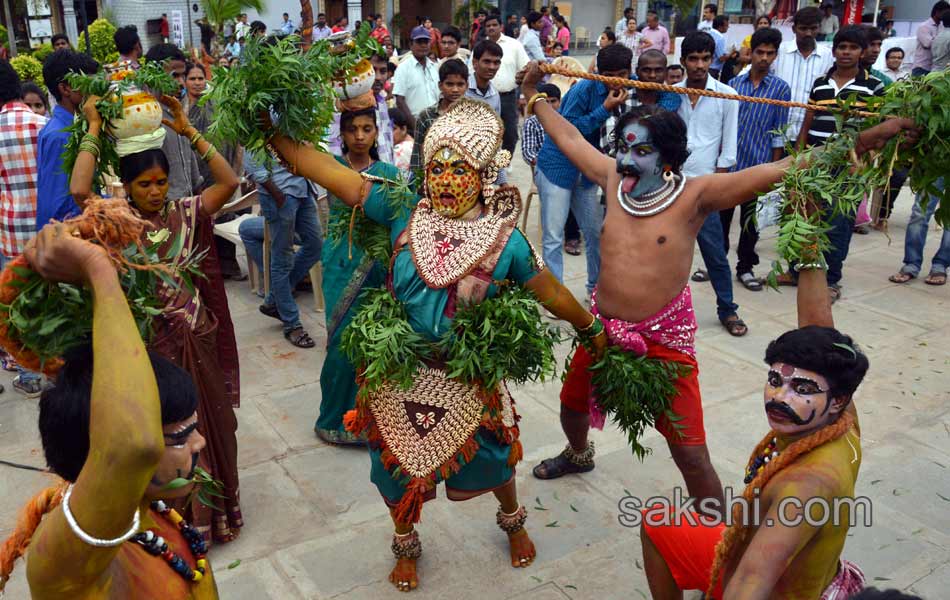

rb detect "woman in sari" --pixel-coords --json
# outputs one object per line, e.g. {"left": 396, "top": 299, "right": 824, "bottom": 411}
{"left": 316, "top": 107, "right": 415, "bottom": 445}
{"left": 70, "top": 93, "right": 243, "bottom": 545}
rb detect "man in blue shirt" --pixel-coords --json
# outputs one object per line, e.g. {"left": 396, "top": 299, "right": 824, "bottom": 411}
{"left": 535, "top": 43, "right": 633, "bottom": 299}
{"left": 708, "top": 15, "right": 733, "bottom": 81}
{"left": 724, "top": 28, "right": 790, "bottom": 290}
{"left": 36, "top": 49, "right": 99, "bottom": 230}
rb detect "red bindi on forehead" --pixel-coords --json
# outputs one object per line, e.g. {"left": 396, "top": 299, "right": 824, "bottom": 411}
{"left": 626, "top": 132, "right": 637, "bottom": 142}
{"left": 780, "top": 364, "right": 795, "bottom": 377}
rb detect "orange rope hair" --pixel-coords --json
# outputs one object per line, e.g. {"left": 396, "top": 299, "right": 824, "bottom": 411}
{"left": 537, "top": 62, "right": 880, "bottom": 119}
{"left": 0, "top": 481, "right": 69, "bottom": 591}
{"left": 705, "top": 411, "right": 855, "bottom": 596}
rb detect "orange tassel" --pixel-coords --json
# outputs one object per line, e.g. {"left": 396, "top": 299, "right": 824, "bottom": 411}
{"left": 507, "top": 440, "right": 523, "bottom": 466}
{"left": 393, "top": 478, "right": 428, "bottom": 525}
{"left": 343, "top": 409, "right": 360, "bottom": 433}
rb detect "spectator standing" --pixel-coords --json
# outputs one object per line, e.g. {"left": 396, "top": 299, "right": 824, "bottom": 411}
{"left": 535, "top": 44, "right": 634, "bottom": 300}
{"left": 371, "top": 15, "right": 390, "bottom": 44}
{"left": 519, "top": 15, "right": 529, "bottom": 42}
{"left": 391, "top": 26, "right": 440, "bottom": 127}
{"left": 783, "top": 26, "right": 884, "bottom": 300}
{"left": 667, "top": 64, "right": 685, "bottom": 84}
{"left": 467, "top": 41, "right": 502, "bottom": 115}
{"left": 820, "top": 3, "right": 839, "bottom": 41}
{"left": 0, "top": 62, "right": 48, "bottom": 395}
{"left": 410, "top": 59, "right": 469, "bottom": 173}
{"left": 225, "top": 35, "right": 241, "bottom": 58}
{"left": 540, "top": 6, "right": 554, "bottom": 46}
{"left": 617, "top": 18, "right": 644, "bottom": 58}
{"left": 422, "top": 17, "right": 441, "bottom": 58}
{"left": 20, "top": 83, "right": 47, "bottom": 117}
{"left": 773, "top": 6, "right": 833, "bottom": 145}
{"left": 524, "top": 12, "right": 546, "bottom": 61}
{"left": 616, "top": 7, "right": 635, "bottom": 36}
{"left": 912, "top": 1, "right": 950, "bottom": 76}
{"left": 243, "top": 149, "right": 321, "bottom": 349}
{"left": 470, "top": 10, "right": 488, "bottom": 48}
{"left": 931, "top": 12, "right": 950, "bottom": 71}
{"left": 51, "top": 33, "right": 70, "bottom": 50}
{"left": 332, "top": 16, "right": 349, "bottom": 33}
{"left": 708, "top": 15, "right": 731, "bottom": 80}
{"left": 505, "top": 14, "right": 520, "bottom": 39}
{"left": 483, "top": 13, "right": 529, "bottom": 155}
{"left": 235, "top": 13, "right": 250, "bottom": 39}
{"left": 328, "top": 54, "right": 394, "bottom": 164}
{"left": 675, "top": 32, "right": 746, "bottom": 337}
{"left": 37, "top": 49, "right": 98, "bottom": 229}
{"left": 160, "top": 13, "right": 170, "bottom": 42}
{"left": 280, "top": 13, "right": 295, "bottom": 36}
{"left": 313, "top": 13, "right": 332, "bottom": 41}
{"left": 723, "top": 28, "right": 790, "bottom": 291}
{"left": 698, "top": 3, "right": 716, "bottom": 31}
{"left": 522, "top": 83, "right": 561, "bottom": 168}
{"left": 114, "top": 25, "right": 142, "bottom": 68}
{"left": 642, "top": 11, "right": 670, "bottom": 55}
{"left": 391, "top": 107, "right": 413, "bottom": 173}
{"left": 862, "top": 27, "right": 893, "bottom": 85}
{"left": 882, "top": 47, "right": 910, "bottom": 81}
{"left": 889, "top": 179, "right": 949, "bottom": 286}
{"left": 555, "top": 15, "right": 571, "bottom": 56}
{"left": 440, "top": 26, "right": 471, "bottom": 64}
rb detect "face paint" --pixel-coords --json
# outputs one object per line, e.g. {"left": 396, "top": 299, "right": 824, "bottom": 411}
{"left": 763, "top": 362, "right": 833, "bottom": 435}
{"left": 425, "top": 147, "right": 482, "bottom": 218}
{"left": 616, "top": 122, "right": 666, "bottom": 199}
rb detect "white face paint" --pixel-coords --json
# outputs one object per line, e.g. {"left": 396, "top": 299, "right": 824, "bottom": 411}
{"left": 763, "top": 362, "right": 838, "bottom": 436}
{"left": 616, "top": 122, "right": 666, "bottom": 199}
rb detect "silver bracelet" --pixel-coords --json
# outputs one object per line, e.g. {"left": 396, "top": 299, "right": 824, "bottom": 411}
{"left": 793, "top": 261, "right": 826, "bottom": 272}
{"left": 62, "top": 484, "right": 141, "bottom": 547}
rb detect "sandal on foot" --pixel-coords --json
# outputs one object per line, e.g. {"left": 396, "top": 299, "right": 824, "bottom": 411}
{"left": 532, "top": 443, "right": 595, "bottom": 480}
{"left": 564, "top": 239, "right": 582, "bottom": 256}
{"left": 259, "top": 303, "right": 282, "bottom": 321}
{"left": 925, "top": 271, "right": 947, "bottom": 286}
{"left": 888, "top": 271, "right": 915, "bottom": 284}
{"left": 285, "top": 327, "right": 316, "bottom": 348}
{"left": 691, "top": 269, "right": 709, "bottom": 282}
{"left": 829, "top": 285, "right": 841, "bottom": 304}
{"left": 721, "top": 315, "right": 748, "bottom": 337}
{"left": 737, "top": 272, "right": 763, "bottom": 291}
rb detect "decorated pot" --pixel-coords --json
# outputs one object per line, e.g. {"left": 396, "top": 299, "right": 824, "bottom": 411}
{"left": 332, "top": 58, "right": 375, "bottom": 102}
{"left": 327, "top": 30, "right": 356, "bottom": 55}
{"left": 107, "top": 87, "right": 164, "bottom": 140}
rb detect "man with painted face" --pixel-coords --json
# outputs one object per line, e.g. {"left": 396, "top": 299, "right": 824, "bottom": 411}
{"left": 639, "top": 239, "right": 870, "bottom": 599}
{"left": 264, "top": 98, "right": 607, "bottom": 592}
{"left": 517, "top": 59, "right": 916, "bottom": 512}
{"left": 0, "top": 224, "right": 219, "bottom": 598}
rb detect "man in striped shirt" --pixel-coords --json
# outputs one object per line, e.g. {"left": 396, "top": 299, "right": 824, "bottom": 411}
{"left": 784, "top": 26, "right": 884, "bottom": 300}
{"left": 724, "top": 28, "right": 790, "bottom": 292}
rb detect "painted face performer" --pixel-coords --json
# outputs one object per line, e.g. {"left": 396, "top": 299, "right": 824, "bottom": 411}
{"left": 0, "top": 226, "right": 218, "bottom": 598}
{"left": 69, "top": 94, "right": 243, "bottom": 545}
{"left": 517, "top": 60, "right": 916, "bottom": 514}
{"left": 640, "top": 253, "right": 869, "bottom": 599}
{"left": 265, "top": 98, "right": 607, "bottom": 592}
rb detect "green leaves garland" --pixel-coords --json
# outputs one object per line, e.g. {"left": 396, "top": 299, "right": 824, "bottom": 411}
{"left": 162, "top": 466, "right": 227, "bottom": 510}
{"left": 586, "top": 344, "right": 690, "bottom": 460}
{"left": 0, "top": 231, "right": 204, "bottom": 366}
{"left": 61, "top": 60, "right": 180, "bottom": 189}
{"left": 441, "top": 285, "right": 562, "bottom": 392}
{"left": 202, "top": 23, "right": 382, "bottom": 163}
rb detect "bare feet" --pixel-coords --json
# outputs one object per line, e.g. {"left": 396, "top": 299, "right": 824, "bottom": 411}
{"left": 389, "top": 557, "right": 418, "bottom": 592}
{"left": 508, "top": 529, "right": 536, "bottom": 568}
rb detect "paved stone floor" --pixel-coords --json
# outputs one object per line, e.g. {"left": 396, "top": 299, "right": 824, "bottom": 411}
{"left": 1, "top": 159, "right": 948, "bottom": 599}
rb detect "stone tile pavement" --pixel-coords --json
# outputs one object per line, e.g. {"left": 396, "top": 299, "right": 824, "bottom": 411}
{"left": 0, "top": 160, "right": 948, "bottom": 599}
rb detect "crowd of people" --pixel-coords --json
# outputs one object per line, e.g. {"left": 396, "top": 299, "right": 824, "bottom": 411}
{"left": 0, "top": 3, "right": 945, "bottom": 599}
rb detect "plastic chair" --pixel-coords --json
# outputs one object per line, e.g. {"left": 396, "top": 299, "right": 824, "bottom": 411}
{"left": 574, "top": 26, "right": 589, "bottom": 49}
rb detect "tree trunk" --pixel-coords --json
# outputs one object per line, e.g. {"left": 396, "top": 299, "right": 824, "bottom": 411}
{"left": 300, "top": 0, "right": 314, "bottom": 50}
{"left": 2, "top": 0, "right": 17, "bottom": 58}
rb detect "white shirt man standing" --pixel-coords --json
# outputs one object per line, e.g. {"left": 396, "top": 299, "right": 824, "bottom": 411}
{"left": 482, "top": 13, "right": 529, "bottom": 154}
{"left": 391, "top": 26, "right": 440, "bottom": 128}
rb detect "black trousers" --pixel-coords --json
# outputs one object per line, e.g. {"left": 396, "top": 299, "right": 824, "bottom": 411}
{"left": 878, "top": 168, "right": 909, "bottom": 220}
{"left": 720, "top": 199, "right": 759, "bottom": 276}
{"left": 499, "top": 89, "right": 520, "bottom": 154}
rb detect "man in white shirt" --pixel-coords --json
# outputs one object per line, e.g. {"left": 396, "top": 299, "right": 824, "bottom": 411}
{"left": 524, "top": 11, "right": 546, "bottom": 61}
{"left": 882, "top": 47, "right": 910, "bottom": 81}
{"left": 913, "top": 1, "right": 950, "bottom": 76}
{"left": 483, "top": 13, "right": 529, "bottom": 154}
{"left": 234, "top": 14, "right": 250, "bottom": 40}
{"left": 279, "top": 13, "right": 294, "bottom": 36}
{"left": 391, "top": 26, "right": 440, "bottom": 128}
{"left": 772, "top": 6, "right": 833, "bottom": 145}
{"left": 312, "top": 13, "right": 332, "bottom": 41}
{"left": 819, "top": 3, "right": 839, "bottom": 41}
{"left": 698, "top": 3, "right": 716, "bottom": 31}
{"left": 676, "top": 32, "right": 746, "bottom": 337}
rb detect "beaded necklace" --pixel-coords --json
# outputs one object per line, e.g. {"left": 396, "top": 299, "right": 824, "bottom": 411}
{"left": 130, "top": 500, "right": 208, "bottom": 583}
{"left": 743, "top": 437, "right": 780, "bottom": 484}
{"left": 615, "top": 174, "right": 687, "bottom": 217}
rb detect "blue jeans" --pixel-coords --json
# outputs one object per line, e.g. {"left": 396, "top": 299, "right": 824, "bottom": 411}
{"left": 696, "top": 212, "right": 739, "bottom": 321}
{"left": 255, "top": 192, "right": 322, "bottom": 332}
{"left": 901, "top": 180, "right": 950, "bottom": 276}
{"left": 536, "top": 169, "right": 604, "bottom": 294}
{"left": 825, "top": 211, "right": 855, "bottom": 287}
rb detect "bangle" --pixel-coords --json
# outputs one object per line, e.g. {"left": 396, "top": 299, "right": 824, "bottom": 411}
{"left": 62, "top": 484, "right": 141, "bottom": 547}
{"left": 201, "top": 144, "right": 217, "bottom": 162}
{"left": 793, "top": 261, "right": 826, "bottom": 272}
{"left": 575, "top": 314, "right": 604, "bottom": 341}
{"left": 79, "top": 133, "right": 101, "bottom": 158}
{"left": 526, "top": 92, "right": 549, "bottom": 117}
{"left": 189, "top": 130, "right": 202, "bottom": 146}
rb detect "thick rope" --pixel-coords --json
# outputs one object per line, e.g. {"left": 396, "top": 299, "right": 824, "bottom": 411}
{"left": 538, "top": 62, "right": 879, "bottom": 118}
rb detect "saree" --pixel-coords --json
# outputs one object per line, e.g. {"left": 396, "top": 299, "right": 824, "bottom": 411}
{"left": 315, "top": 159, "right": 400, "bottom": 440}
{"left": 146, "top": 196, "right": 243, "bottom": 544}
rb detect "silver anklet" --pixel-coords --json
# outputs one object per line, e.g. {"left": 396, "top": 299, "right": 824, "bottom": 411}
{"left": 62, "top": 484, "right": 141, "bottom": 547}
{"left": 496, "top": 505, "right": 528, "bottom": 535}
{"left": 562, "top": 440, "right": 595, "bottom": 467}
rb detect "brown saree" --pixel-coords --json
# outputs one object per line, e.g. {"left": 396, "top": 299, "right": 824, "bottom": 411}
{"left": 145, "top": 196, "right": 243, "bottom": 545}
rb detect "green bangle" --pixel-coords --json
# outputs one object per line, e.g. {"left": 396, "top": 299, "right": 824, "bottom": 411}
{"left": 79, "top": 140, "right": 100, "bottom": 158}
{"left": 576, "top": 316, "right": 604, "bottom": 340}
{"left": 189, "top": 130, "right": 203, "bottom": 146}
{"left": 201, "top": 144, "right": 217, "bottom": 162}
